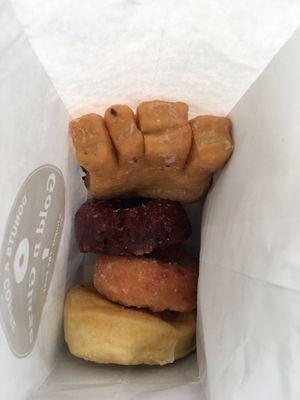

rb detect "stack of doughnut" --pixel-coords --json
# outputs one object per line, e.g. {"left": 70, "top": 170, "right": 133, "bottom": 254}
{"left": 64, "top": 100, "right": 233, "bottom": 366}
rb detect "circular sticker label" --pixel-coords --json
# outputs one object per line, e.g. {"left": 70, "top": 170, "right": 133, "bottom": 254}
{"left": 0, "top": 165, "right": 65, "bottom": 357}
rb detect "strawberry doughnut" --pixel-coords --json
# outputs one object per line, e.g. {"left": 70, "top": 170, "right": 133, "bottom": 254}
{"left": 93, "top": 247, "right": 198, "bottom": 312}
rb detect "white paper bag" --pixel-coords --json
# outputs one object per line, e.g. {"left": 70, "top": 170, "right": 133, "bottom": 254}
{"left": 200, "top": 28, "right": 300, "bottom": 399}
{"left": 1, "top": 0, "right": 300, "bottom": 399}
{"left": 0, "top": 1, "right": 85, "bottom": 398}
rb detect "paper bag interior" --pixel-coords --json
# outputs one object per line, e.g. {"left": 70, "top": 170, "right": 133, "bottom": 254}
{"left": 1, "top": 1, "right": 300, "bottom": 399}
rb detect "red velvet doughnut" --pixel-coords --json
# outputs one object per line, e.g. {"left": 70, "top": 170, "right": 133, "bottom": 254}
{"left": 75, "top": 197, "right": 191, "bottom": 256}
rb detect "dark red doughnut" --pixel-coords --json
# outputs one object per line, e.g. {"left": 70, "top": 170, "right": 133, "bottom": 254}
{"left": 75, "top": 197, "right": 191, "bottom": 256}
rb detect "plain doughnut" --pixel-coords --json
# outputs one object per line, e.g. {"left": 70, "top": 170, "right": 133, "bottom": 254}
{"left": 64, "top": 284, "right": 196, "bottom": 366}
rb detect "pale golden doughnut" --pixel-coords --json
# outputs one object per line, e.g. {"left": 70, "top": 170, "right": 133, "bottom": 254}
{"left": 64, "top": 284, "right": 196, "bottom": 366}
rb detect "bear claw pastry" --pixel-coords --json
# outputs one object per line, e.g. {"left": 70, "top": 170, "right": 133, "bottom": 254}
{"left": 70, "top": 100, "right": 233, "bottom": 202}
